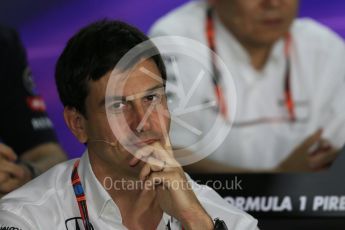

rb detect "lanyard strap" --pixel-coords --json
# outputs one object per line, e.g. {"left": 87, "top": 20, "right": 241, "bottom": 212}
{"left": 205, "top": 7, "right": 295, "bottom": 121}
{"left": 283, "top": 33, "right": 295, "bottom": 121}
{"left": 71, "top": 159, "right": 92, "bottom": 230}
{"left": 206, "top": 7, "right": 229, "bottom": 120}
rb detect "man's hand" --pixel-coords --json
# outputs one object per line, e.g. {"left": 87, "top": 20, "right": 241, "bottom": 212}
{"left": 0, "top": 144, "right": 32, "bottom": 195}
{"left": 129, "top": 138, "right": 213, "bottom": 230}
{"left": 308, "top": 139, "right": 338, "bottom": 171}
{"left": 278, "top": 129, "right": 339, "bottom": 172}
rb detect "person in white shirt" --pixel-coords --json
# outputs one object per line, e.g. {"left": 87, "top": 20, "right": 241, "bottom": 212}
{"left": 0, "top": 20, "right": 258, "bottom": 230}
{"left": 149, "top": 0, "right": 345, "bottom": 172}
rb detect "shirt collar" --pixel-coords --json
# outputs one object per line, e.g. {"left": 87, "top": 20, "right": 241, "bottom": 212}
{"left": 78, "top": 151, "right": 173, "bottom": 227}
{"left": 78, "top": 151, "right": 121, "bottom": 220}
{"left": 270, "top": 37, "right": 285, "bottom": 62}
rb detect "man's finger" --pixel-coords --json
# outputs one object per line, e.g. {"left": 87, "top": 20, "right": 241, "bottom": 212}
{"left": 0, "top": 172, "right": 10, "bottom": 184}
{"left": 319, "top": 139, "right": 331, "bottom": 150}
{"left": 0, "top": 178, "right": 21, "bottom": 194}
{"left": 0, "top": 143, "right": 17, "bottom": 162}
{"left": 129, "top": 145, "right": 155, "bottom": 166}
{"left": 139, "top": 163, "right": 152, "bottom": 181}
{"left": 0, "top": 160, "right": 25, "bottom": 178}
{"left": 309, "top": 148, "right": 339, "bottom": 170}
{"left": 139, "top": 157, "right": 165, "bottom": 181}
{"left": 301, "top": 129, "right": 323, "bottom": 151}
{"left": 145, "top": 171, "right": 168, "bottom": 188}
{"left": 130, "top": 142, "right": 172, "bottom": 167}
{"left": 145, "top": 170, "right": 183, "bottom": 190}
{"left": 163, "top": 135, "right": 173, "bottom": 157}
{"left": 147, "top": 156, "right": 165, "bottom": 172}
{"left": 151, "top": 142, "right": 173, "bottom": 163}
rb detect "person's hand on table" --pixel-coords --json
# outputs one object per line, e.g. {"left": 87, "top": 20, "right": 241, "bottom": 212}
{"left": 0, "top": 143, "right": 32, "bottom": 196}
{"left": 278, "top": 129, "right": 339, "bottom": 172}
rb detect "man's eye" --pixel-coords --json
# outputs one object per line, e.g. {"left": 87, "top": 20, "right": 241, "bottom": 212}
{"left": 108, "top": 102, "right": 128, "bottom": 112}
{"left": 112, "top": 102, "right": 123, "bottom": 109}
{"left": 145, "top": 94, "right": 159, "bottom": 102}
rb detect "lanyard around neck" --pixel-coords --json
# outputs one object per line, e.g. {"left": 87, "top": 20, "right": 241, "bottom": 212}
{"left": 71, "top": 160, "right": 93, "bottom": 230}
{"left": 205, "top": 7, "right": 295, "bottom": 121}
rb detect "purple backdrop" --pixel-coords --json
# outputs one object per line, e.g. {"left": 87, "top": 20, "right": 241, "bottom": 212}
{"left": 9, "top": 0, "right": 345, "bottom": 158}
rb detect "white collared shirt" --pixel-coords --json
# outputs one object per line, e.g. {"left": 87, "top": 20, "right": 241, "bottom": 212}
{"left": 0, "top": 151, "right": 258, "bottom": 229}
{"left": 149, "top": 0, "right": 345, "bottom": 169}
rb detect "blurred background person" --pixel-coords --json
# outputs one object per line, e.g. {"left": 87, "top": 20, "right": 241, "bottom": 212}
{"left": 149, "top": 0, "right": 345, "bottom": 173}
{"left": 0, "top": 25, "right": 67, "bottom": 197}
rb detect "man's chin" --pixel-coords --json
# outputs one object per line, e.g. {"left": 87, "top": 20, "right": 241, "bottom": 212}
{"left": 128, "top": 159, "right": 145, "bottom": 174}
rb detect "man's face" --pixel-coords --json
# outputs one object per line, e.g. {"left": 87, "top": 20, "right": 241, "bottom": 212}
{"left": 83, "top": 59, "right": 170, "bottom": 178}
{"left": 214, "top": 0, "right": 299, "bottom": 46}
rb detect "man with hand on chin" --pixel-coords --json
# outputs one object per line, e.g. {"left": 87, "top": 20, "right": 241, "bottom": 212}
{"left": 0, "top": 20, "right": 258, "bottom": 229}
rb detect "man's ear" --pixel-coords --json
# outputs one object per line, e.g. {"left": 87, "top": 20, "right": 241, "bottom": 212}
{"left": 64, "top": 107, "right": 88, "bottom": 143}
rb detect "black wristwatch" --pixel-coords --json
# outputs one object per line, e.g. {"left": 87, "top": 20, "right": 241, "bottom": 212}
{"left": 213, "top": 218, "right": 228, "bottom": 230}
{"left": 20, "top": 160, "right": 40, "bottom": 178}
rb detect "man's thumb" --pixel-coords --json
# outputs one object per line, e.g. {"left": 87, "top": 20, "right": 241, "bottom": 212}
{"left": 302, "top": 129, "right": 323, "bottom": 149}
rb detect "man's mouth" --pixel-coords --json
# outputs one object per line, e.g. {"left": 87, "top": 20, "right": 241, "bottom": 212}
{"left": 133, "top": 138, "right": 160, "bottom": 147}
{"left": 261, "top": 18, "right": 284, "bottom": 27}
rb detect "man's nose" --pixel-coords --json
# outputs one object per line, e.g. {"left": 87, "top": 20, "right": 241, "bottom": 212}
{"left": 130, "top": 101, "right": 153, "bottom": 133}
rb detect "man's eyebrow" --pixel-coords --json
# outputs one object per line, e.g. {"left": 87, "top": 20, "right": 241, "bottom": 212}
{"left": 126, "top": 84, "right": 165, "bottom": 100}
{"left": 99, "top": 84, "right": 165, "bottom": 107}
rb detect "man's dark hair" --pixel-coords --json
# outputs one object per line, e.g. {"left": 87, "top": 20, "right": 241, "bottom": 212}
{"left": 55, "top": 19, "right": 166, "bottom": 117}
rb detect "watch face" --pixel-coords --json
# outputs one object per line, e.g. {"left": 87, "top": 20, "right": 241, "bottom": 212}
{"left": 105, "top": 36, "right": 237, "bottom": 167}
{"left": 214, "top": 218, "right": 228, "bottom": 230}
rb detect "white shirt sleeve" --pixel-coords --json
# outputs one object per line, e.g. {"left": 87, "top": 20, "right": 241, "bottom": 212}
{"left": 313, "top": 36, "right": 345, "bottom": 148}
{"left": 199, "top": 187, "right": 259, "bottom": 230}
{"left": 187, "top": 175, "right": 259, "bottom": 230}
{"left": 0, "top": 210, "right": 35, "bottom": 230}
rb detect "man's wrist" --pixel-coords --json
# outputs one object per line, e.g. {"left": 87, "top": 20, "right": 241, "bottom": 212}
{"left": 19, "top": 160, "right": 40, "bottom": 179}
{"left": 181, "top": 209, "right": 214, "bottom": 230}
{"left": 213, "top": 218, "right": 228, "bottom": 230}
